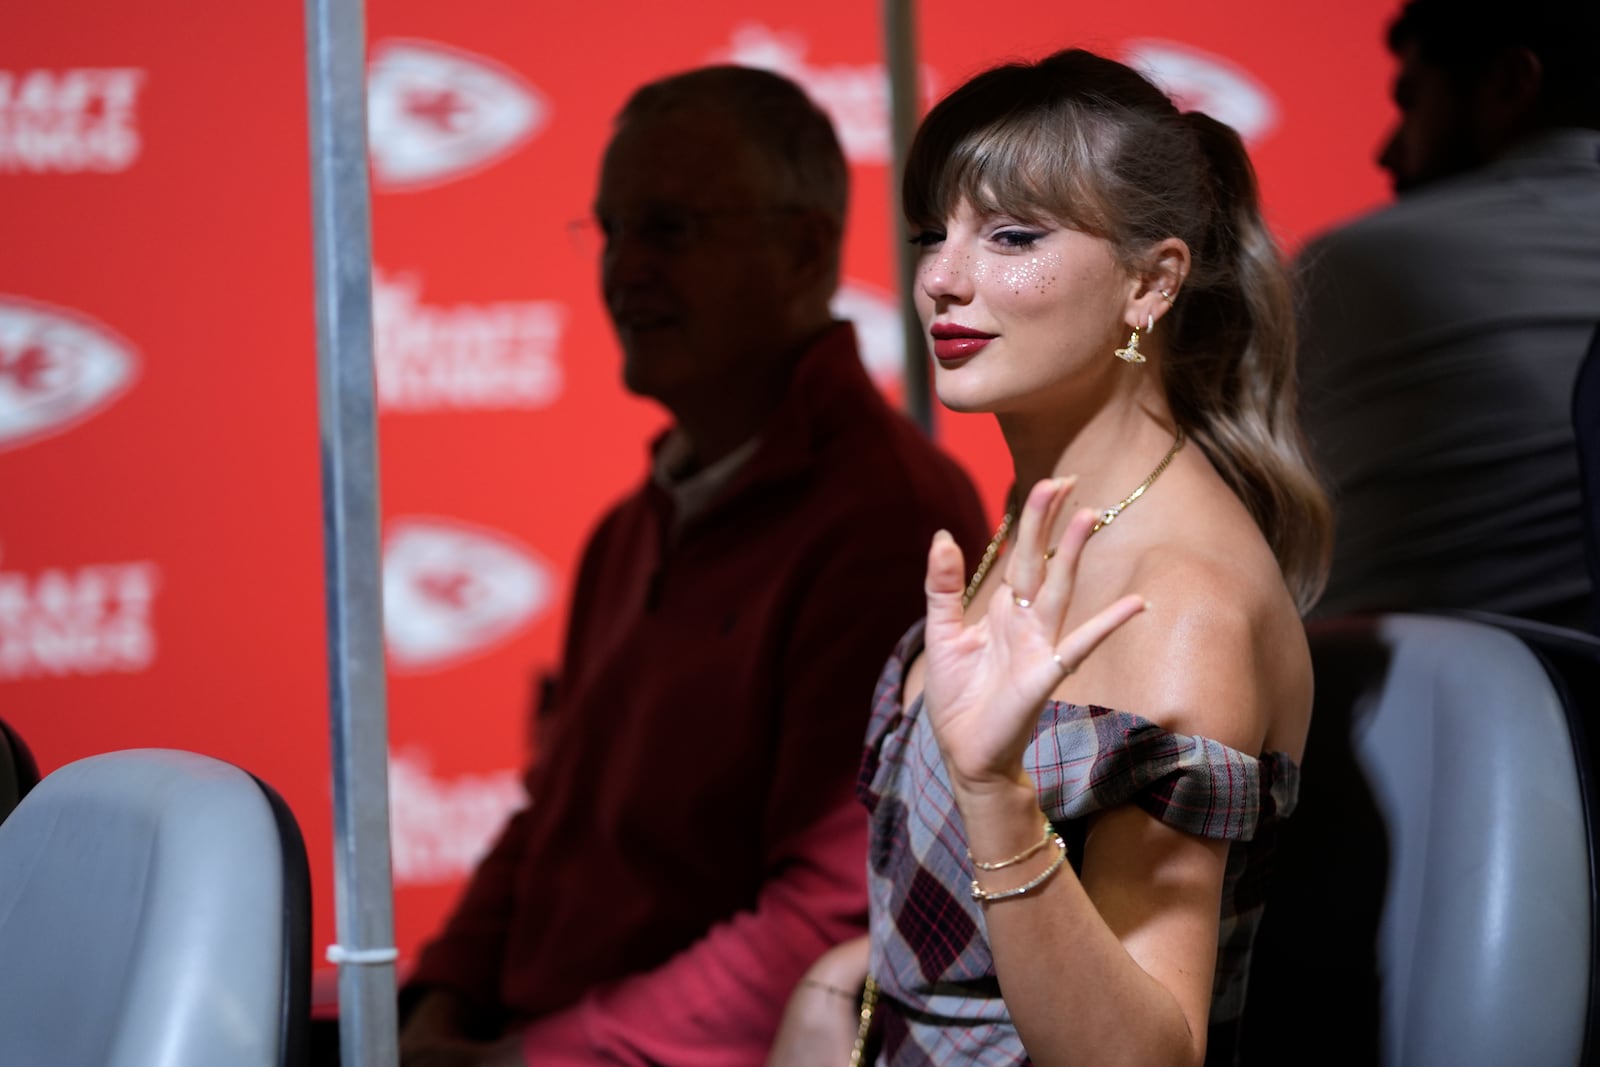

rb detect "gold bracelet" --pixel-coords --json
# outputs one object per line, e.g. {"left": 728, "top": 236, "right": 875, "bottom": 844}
{"left": 970, "top": 833, "right": 1067, "bottom": 903}
{"left": 800, "top": 977, "right": 859, "bottom": 1002}
{"left": 967, "top": 816, "right": 1055, "bottom": 871}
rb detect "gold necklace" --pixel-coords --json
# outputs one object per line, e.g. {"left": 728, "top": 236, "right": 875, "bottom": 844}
{"left": 961, "top": 427, "right": 1186, "bottom": 610}
{"left": 1091, "top": 427, "right": 1185, "bottom": 533}
{"left": 960, "top": 510, "right": 1013, "bottom": 609}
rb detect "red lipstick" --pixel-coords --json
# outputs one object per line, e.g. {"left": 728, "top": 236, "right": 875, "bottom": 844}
{"left": 929, "top": 323, "right": 995, "bottom": 362}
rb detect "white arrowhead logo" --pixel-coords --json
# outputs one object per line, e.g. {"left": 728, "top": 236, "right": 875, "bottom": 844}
{"left": 383, "top": 516, "right": 554, "bottom": 671}
{"left": 0, "top": 296, "right": 139, "bottom": 451}
{"left": 1122, "top": 40, "right": 1279, "bottom": 144}
{"left": 368, "top": 39, "right": 547, "bottom": 191}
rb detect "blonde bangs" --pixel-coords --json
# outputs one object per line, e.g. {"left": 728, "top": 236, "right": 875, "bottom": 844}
{"left": 904, "top": 105, "right": 1116, "bottom": 238}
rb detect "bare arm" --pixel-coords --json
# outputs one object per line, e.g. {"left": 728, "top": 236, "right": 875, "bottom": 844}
{"left": 950, "top": 780, "right": 1227, "bottom": 1066}
{"left": 921, "top": 477, "right": 1271, "bottom": 1067}
{"left": 767, "top": 935, "right": 870, "bottom": 1067}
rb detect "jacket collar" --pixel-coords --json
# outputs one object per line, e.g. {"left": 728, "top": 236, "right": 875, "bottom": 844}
{"left": 644, "top": 320, "right": 877, "bottom": 529}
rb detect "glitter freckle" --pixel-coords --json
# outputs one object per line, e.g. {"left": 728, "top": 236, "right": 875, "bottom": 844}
{"left": 996, "top": 252, "right": 1061, "bottom": 297}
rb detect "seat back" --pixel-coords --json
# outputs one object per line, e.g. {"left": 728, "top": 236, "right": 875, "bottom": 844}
{"left": 0, "top": 716, "right": 40, "bottom": 824}
{"left": 1448, "top": 608, "right": 1600, "bottom": 750}
{"left": 0, "top": 748, "right": 311, "bottom": 1067}
{"left": 1575, "top": 323, "right": 1600, "bottom": 635}
{"left": 1240, "top": 613, "right": 1595, "bottom": 1066}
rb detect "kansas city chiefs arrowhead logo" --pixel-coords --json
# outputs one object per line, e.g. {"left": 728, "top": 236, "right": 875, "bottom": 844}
{"left": 1121, "top": 40, "right": 1278, "bottom": 144}
{"left": 383, "top": 517, "right": 554, "bottom": 671}
{"left": 0, "top": 296, "right": 139, "bottom": 452}
{"left": 368, "top": 39, "right": 548, "bottom": 191}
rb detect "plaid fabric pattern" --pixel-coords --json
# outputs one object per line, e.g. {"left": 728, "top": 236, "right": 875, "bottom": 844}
{"left": 856, "top": 621, "right": 1299, "bottom": 1065}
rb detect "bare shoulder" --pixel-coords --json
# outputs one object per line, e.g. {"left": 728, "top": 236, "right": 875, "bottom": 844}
{"left": 1068, "top": 528, "right": 1313, "bottom": 761}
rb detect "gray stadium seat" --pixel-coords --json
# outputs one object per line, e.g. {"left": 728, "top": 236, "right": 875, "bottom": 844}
{"left": 1447, "top": 608, "right": 1600, "bottom": 747}
{"left": 1239, "top": 613, "right": 1596, "bottom": 1066}
{"left": 0, "top": 748, "right": 311, "bottom": 1066}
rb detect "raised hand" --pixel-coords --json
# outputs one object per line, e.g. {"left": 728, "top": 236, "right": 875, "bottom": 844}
{"left": 921, "top": 476, "right": 1146, "bottom": 792}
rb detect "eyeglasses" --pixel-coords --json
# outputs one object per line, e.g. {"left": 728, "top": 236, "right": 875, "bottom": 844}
{"left": 567, "top": 205, "right": 803, "bottom": 259}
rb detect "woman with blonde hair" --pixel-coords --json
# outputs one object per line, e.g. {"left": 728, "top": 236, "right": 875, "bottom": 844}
{"left": 770, "top": 48, "right": 1331, "bottom": 1067}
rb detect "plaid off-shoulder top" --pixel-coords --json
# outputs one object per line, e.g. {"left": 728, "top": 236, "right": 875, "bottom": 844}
{"left": 855, "top": 620, "right": 1299, "bottom": 1066}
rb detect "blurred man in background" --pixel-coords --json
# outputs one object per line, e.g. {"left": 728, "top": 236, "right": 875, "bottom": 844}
{"left": 397, "top": 65, "right": 988, "bottom": 1066}
{"left": 1296, "top": 0, "right": 1600, "bottom": 628}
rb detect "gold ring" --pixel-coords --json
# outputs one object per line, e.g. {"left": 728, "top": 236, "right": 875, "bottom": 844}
{"left": 1013, "top": 593, "right": 1033, "bottom": 609}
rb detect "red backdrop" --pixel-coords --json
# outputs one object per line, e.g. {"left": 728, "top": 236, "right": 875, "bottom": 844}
{"left": 1, "top": 0, "right": 1397, "bottom": 994}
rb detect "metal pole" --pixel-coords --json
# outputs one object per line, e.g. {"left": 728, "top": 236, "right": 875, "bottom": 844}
{"left": 882, "top": 0, "right": 932, "bottom": 433}
{"left": 304, "top": 0, "right": 399, "bottom": 1064}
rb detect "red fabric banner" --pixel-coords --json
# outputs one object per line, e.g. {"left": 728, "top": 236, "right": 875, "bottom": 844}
{"left": 1, "top": 0, "right": 1397, "bottom": 995}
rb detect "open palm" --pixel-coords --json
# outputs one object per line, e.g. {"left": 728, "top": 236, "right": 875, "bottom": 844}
{"left": 922, "top": 477, "right": 1146, "bottom": 789}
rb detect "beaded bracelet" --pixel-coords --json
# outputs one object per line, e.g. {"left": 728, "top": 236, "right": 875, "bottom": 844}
{"left": 967, "top": 816, "right": 1056, "bottom": 871}
{"left": 970, "top": 833, "right": 1067, "bottom": 904}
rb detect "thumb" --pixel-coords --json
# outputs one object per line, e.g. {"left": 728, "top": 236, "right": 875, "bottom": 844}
{"left": 924, "top": 529, "right": 968, "bottom": 640}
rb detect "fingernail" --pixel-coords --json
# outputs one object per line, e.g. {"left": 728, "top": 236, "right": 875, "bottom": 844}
{"left": 1141, "top": 598, "right": 1153, "bottom": 611}
{"left": 933, "top": 529, "right": 953, "bottom": 545}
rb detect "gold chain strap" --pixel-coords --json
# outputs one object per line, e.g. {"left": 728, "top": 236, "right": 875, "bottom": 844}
{"left": 847, "top": 975, "right": 879, "bottom": 1067}
{"left": 960, "top": 509, "right": 1013, "bottom": 609}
